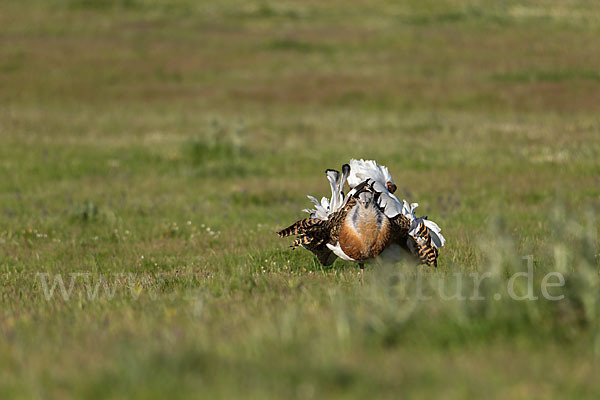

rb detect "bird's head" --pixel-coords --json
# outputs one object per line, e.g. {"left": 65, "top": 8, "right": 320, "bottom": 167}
{"left": 356, "top": 191, "right": 375, "bottom": 209}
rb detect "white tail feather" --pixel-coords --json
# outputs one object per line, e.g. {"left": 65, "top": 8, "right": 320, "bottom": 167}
{"left": 345, "top": 159, "right": 446, "bottom": 249}
{"left": 304, "top": 167, "right": 349, "bottom": 221}
{"left": 347, "top": 159, "right": 394, "bottom": 190}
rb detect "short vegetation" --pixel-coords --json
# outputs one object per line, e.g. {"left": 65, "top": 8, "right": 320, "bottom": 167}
{"left": 1, "top": 0, "right": 599, "bottom": 398}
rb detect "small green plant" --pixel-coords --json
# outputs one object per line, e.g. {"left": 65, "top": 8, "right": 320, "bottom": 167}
{"left": 71, "top": 200, "right": 99, "bottom": 222}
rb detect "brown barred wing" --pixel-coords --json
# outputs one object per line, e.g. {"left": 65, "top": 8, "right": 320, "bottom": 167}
{"left": 303, "top": 200, "right": 356, "bottom": 266}
{"left": 277, "top": 217, "right": 322, "bottom": 238}
{"left": 408, "top": 223, "right": 439, "bottom": 267}
{"left": 290, "top": 235, "right": 312, "bottom": 249}
{"left": 388, "top": 214, "right": 412, "bottom": 253}
{"left": 326, "top": 197, "right": 357, "bottom": 243}
{"left": 389, "top": 214, "right": 411, "bottom": 235}
{"left": 277, "top": 217, "right": 337, "bottom": 265}
{"left": 289, "top": 235, "right": 335, "bottom": 265}
{"left": 417, "top": 243, "right": 439, "bottom": 267}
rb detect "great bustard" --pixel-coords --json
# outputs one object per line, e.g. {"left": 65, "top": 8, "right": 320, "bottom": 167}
{"left": 277, "top": 160, "right": 445, "bottom": 269}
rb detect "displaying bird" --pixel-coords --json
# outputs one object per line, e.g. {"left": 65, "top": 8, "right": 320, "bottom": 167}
{"left": 347, "top": 159, "right": 445, "bottom": 267}
{"left": 277, "top": 166, "right": 391, "bottom": 270}
{"left": 277, "top": 160, "right": 445, "bottom": 269}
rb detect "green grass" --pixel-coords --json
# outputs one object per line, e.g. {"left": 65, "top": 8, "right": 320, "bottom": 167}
{"left": 1, "top": 0, "right": 600, "bottom": 398}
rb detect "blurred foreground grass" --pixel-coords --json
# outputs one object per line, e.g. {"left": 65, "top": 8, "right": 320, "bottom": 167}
{"left": 1, "top": 0, "right": 600, "bottom": 398}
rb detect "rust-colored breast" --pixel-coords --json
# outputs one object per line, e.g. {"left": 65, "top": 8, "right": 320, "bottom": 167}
{"left": 339, "top": 205, "right": 391, "bottom": 261}
{"left": 339, "top": 226, "right": 367, "bottom": 260}
{"left": 371, "top": 220, "right": 391, "bottom": 257}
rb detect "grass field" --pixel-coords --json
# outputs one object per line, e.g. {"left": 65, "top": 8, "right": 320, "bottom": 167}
{"left": 1, "top": 0, "right": 600, "bottom": 398}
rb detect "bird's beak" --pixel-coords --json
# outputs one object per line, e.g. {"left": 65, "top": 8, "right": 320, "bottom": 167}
{"left": 357, "top": 192, "right": 373, "bottom": 208}
{"left": 365, "top": 193, "right": 375, "bottom": 208}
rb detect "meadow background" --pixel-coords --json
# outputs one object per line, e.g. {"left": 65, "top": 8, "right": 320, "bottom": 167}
{"left": 1, "top": 0, "right": 600, "bottom": 398}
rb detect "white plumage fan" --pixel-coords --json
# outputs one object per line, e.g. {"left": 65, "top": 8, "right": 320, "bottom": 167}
{"left": 278, "top": 159, "right": 446, "bottom": 268}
